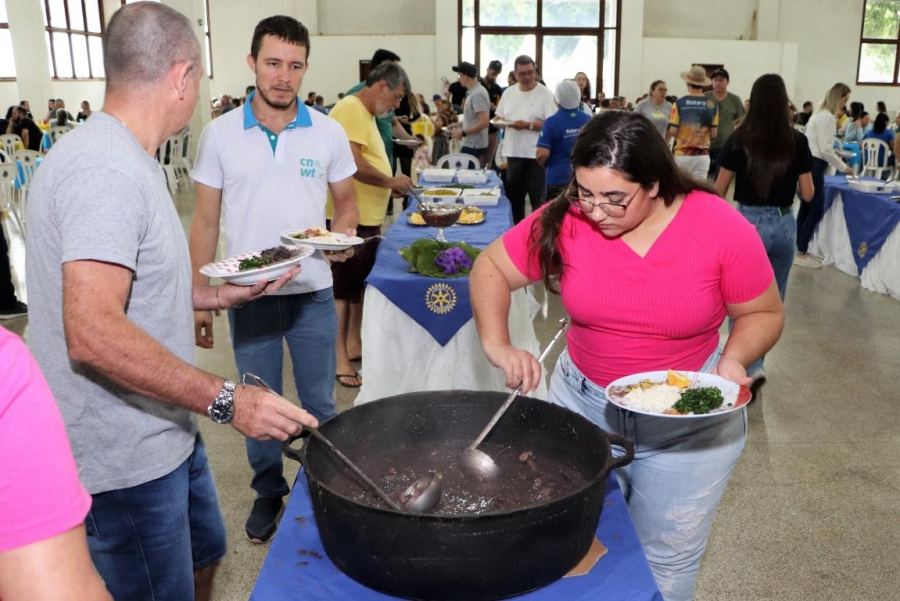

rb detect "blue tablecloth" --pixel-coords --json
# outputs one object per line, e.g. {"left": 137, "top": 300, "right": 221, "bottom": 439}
{"left": 365, "top": 178, "right": 512, "bottom": 347}
{"left": 251, "top": 470, "right": 662, "bottom": 601}
{"left": 822, "top": 175, "right": 900, "bottom": 274}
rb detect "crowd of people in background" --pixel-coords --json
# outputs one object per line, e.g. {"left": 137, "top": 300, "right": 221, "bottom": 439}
{"left": 4, "top": 4, "right": 900, "bottom": 597}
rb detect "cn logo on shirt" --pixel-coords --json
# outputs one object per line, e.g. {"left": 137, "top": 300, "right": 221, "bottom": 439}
{"left": 299, "top": 158, "right": 328, "bottom": 179}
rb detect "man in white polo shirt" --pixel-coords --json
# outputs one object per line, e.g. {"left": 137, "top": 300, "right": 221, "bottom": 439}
{"left": 495, "top": 55, "right": 558, "bottom": 223}
{"left": 189, "top": 15, "right": 358, "bottom": 544}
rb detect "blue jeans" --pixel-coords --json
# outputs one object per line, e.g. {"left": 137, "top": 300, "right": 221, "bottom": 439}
{"left": 85, "top": 435, "right": 226, "bottom": 601}
{"left": 549, "top": 348, "right": 747, "bottom": 601}
{"left": 796, "top": 157, "right": 828, "bottom": 253}
{"left": 733, "top": 204, "right": 795, "bottom": 373}
{"left": 228, "top": 288, "right": 338, "bottom": 499}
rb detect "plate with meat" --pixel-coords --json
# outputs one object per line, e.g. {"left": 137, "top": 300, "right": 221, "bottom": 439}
{"left": 281, "top": 227, "right": 364, "bottom": 250}
{"left": 605, "top": 370, "right": 751, "bottom": 418}
{"left": 199, "top": 244, "right": 314, "bottom": 286}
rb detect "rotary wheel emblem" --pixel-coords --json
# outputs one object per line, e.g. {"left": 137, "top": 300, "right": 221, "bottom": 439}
{"left": 858, "top": 242, "right": 868, "bottom": 258}
{"left": 425, "top": 283, "right": 457, "bottom": 314}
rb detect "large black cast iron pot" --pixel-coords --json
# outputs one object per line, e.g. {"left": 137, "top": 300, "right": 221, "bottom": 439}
{"left": 282, "top": 390, "right": 634, "bottom": 601}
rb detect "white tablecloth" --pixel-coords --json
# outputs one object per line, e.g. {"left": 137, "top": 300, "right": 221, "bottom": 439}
{"left": 810, "top": 192, "right": 900, "bottom": 300}
{"left": 354, "top": 287, "right": 548, "bottom": 405}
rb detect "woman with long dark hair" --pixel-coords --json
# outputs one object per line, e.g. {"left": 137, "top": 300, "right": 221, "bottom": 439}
{"left": 470, "top": 110, "right": 783, "bottom": 601}
{"left": 574, "top": 71, "right": 592, "bottom": 108}
{"left": 715, "top": 74, "right": 814, "bottom": 384}
{"left": 794, "top": 83, "right": 853, "bottom": 268}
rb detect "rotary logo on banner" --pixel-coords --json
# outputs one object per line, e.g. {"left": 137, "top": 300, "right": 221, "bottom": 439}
{"left": 857, "top": 241, "right": 868, "bottom": 259}
{"left": 425, "top": 283, "right": 457, "bottom": 314}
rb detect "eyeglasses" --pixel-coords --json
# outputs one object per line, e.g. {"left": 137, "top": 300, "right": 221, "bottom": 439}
{"left": 385, "top": 83, "right": 405, "bottom": 102}
{"left": 566, "top": 182, "right": 641, "bottom": 217}
{"left": 516, "top": 69, "right": 535, "bottom": 77}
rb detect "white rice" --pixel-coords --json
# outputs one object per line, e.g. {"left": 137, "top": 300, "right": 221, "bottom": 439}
{"left": 624, "top": 384, "right": 682, "bottom": 413}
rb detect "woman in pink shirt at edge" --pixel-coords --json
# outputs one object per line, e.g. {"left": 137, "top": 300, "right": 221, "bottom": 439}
{"left": 0, "top": 326, "right": 111, "bottom": 601}
{"left": 470, "top": 111, "right": 784, "bottom": 601}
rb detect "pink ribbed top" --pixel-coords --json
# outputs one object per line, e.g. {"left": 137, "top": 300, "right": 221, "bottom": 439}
{"left": 503, "top": 190, "right": 773, "bottom": 387}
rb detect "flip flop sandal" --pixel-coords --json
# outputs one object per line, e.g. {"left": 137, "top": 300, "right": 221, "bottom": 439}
{"left": 335, "top": 372, "right": 362, "bottom": 388}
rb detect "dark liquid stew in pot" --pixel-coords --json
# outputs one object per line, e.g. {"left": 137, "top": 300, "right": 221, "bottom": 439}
{"left": 324, "top": 440, "right": 588, "bottom": 515}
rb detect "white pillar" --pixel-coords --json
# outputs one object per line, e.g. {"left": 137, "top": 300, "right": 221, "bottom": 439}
{"left": 162, "top": 0, "right": 212, "bottom": 152}
{"left": 6, "top": 0, "right": 53, "bottom": 116}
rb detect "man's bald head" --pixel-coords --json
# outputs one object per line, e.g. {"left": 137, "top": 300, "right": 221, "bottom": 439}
{"left": 104, "top": 2, "right": 201, "bottom": 94}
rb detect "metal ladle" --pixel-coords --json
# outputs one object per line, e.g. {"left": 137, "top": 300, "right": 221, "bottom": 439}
{"left": 460, "top": 318, "right": 569, "bottom": 481}
{"left": 244, "top": 373, "right": 404, "bottom": 512}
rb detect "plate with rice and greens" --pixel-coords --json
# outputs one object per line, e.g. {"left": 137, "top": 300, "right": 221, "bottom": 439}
{"left": 605, "top": 370, "right": 751, "bottom": 418}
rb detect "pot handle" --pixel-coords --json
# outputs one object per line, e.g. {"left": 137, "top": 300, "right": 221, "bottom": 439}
{"left": 602, "top": 433, "right": 635, "bottom": 472}
{"left": 281, "top": 430, "right": 310, "bottom": 464}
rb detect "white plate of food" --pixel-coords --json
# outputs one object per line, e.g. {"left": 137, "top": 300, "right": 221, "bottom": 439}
{"left": 280, "top": 227, "right": 365, "bottom": 250}
{"left": 199, "top": 245, "right": 314, "bottom": 286}
{"left": 490, "top": 118, "right": 515, "bottom": 128}
{"left": 605, "top": 370, "right": 751, "bottom": 418}
{"left": 393, "top": 138, "right": 422, "bottom": 147}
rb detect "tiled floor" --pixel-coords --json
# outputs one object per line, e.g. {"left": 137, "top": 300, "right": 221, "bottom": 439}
{"left": 4, "top": 191, "right": 899, "bottom": 600}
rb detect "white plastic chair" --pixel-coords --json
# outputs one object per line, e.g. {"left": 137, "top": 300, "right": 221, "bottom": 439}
{"left": 49, "top": 125, "right": 73, "bottom": 144}
{"left": 437, "top": 153, "right": 480, "bottom": 169}
{"left": 177, "top": 130, "right": 194, "bottom": 191}
{"left": 0, "top": 134, "right": 22, "bottom": 159}
{"left": 0, "top": 149, "right": 6, "bottom": 163}
{"left": 860, "top": 138, "right": 895, "bottom": 180}
{"left": 157, "top": 136, "right": 184, "bottom": 194}
{"left": 0, "top": 164, "right": 21, "bottom": 236}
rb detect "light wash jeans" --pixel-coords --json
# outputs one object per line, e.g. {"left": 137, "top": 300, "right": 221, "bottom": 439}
{"left": 733, "top": 204, "right": 796, "bottom": 374}
{"left": 549, "top": 348, "right": 747, "bottom": 601}
{"left": 228, "top": 288, "right": 338, "bottom": 499}
{"left": 674, "top": 155, "right": 711, "bottom": 181}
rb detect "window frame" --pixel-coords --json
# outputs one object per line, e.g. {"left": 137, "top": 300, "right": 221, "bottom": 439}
{"left": 856, "top": 0, "right": 900, "bottom": 86}
{"left": 457, "top": 0, "right": 622, "bottom": 97}
{"left": 44, "top": 0, "right": 106, "bottom": 80}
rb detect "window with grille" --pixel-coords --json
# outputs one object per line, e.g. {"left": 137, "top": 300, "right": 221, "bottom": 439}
{"left": 459, "top": 0, "right": 621, "bottom": 98}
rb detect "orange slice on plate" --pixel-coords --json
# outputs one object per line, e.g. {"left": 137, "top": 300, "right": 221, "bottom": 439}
{"left": 666, "top": 370, "right": 691, "bottom": 389}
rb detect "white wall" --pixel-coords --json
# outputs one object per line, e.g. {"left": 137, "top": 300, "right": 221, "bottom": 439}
{"left": 643, "top": 0, "right": 760, "bottom": 40}
{"left": 639, "top": 37, "right": 798, "bottom": 104}
{"left": 316, "top": 0, "right": 433, "bottom": 35}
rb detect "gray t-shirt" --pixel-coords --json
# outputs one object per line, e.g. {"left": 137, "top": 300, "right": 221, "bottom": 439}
{"left": 25, "top": 112, "right": 197, "bottom": 495}
{"left": 462, "top": 84, "right": 490, "bottom": 149}
{"left": 634, "top": 98, "right": 672, "bottom": 138}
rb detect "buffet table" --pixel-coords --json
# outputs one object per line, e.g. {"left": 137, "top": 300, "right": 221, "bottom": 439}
{"left": 809, "top": 175, "right": 900, "bottom": 300}
{"left": 354, "top": 174, "right": 547, "bottom": 404}
{"left": 250, "top": 470, "right": 663, "bottom": 601}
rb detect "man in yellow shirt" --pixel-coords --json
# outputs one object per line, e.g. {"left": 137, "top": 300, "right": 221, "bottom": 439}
{"left": 327, "top": 61, "right": 413, "bottom": 387}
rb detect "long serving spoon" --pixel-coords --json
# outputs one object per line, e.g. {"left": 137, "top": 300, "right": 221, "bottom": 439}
{"left": 243, "top": 373, "right": 403, "bottom": 512}
{"left": 459, "top": 318, "right": 569, "bottom": 481}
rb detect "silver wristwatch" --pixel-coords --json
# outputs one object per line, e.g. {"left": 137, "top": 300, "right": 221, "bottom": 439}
{"left": 208, "top": 380, "right": 236, "bottom": 424}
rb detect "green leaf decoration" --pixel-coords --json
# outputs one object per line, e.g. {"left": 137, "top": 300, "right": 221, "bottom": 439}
{"left": 397, "top": 239, "right": 482, "bottom": 278}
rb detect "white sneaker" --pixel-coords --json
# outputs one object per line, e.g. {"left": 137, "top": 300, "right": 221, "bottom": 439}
{"left": 793, "top": 254, "right": 822, "bottom": 268}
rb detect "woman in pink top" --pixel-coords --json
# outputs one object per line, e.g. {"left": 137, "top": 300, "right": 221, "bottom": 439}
{"left": 470, "top": 111, "right": 784, "bottom": 601}
{"left": 0, "top": 326, "right": 110, "bottom": 601}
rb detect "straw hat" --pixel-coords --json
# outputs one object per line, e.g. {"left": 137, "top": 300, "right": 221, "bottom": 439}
{"left": 680, "top": 65, "right": 712, "bottom": 87}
